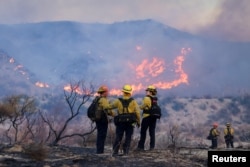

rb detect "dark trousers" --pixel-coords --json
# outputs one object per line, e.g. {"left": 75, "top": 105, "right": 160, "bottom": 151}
{"left": 113, "top": 123, "right": 134, "bottom": 154}
{"left": 96, "top": 120, "right": 108, "bottom": 153}
{"left": 210, "top": 138, "right": 218, "bottom": 149}
{"left": 138, "top": 116, "right": 157, "bottom": 149}
{"left": 225, "top": 139, "right": 234, "bottom": 148}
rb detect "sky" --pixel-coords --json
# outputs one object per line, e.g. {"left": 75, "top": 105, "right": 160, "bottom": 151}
{"left": 0, "top": 0, "right": 249, "bottom": 42}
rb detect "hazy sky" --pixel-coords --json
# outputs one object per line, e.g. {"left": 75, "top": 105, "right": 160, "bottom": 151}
{"left": 0, "top": 0, "right": 249, "bottom": 41}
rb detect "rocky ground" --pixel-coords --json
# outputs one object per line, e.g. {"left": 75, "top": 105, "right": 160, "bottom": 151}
{"left": 0, "top": 144, "right": 208, "bottom": 167}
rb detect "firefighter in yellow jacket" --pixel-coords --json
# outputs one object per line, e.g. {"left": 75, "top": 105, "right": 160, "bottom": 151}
{"left": 137, "top": 85, "right": 158, "bottom": 151}
{"left": 109, "top": 84, "right": 140, "bottom": 156}
{"left": 224, "top": 123, "right": 234, "bottom": 148}
{"left": 209, "top": 122, "right": 220, "bottom": 149}
{"left": 95, "top": 85, "right": 114, "bottom": 154}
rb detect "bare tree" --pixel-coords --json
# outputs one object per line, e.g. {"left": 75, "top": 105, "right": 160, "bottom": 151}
{"left": 168, "top": 124, "right": 181, "bottom": 150}
{"left": 39, "top": 81, "right": 96, "bottom": 146}
{"left": 1, "top": 94, "right": 37, "bottom": 145}
{"left": 0, "top": 104, "right": 13, "bottom": 123}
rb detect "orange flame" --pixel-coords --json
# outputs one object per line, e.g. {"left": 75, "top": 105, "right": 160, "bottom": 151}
{"left": 136, "top": 57, "right": 165, "bottom": 78}
{"left": 64, "top": 48, "right": 191, "bottom": 96}
{"left": 136, "top": 45, "right": 142, "bottom": 51}
{"left": 64, "top": 85, "right": 83, "bottom": 94}
{"left": 108, "top": 47, "right": 191, "bottom": 95}
{"left": 63, "top": 84, "right": 92, "bottom": 95}
{"left": 35, "top": 82, "right": 49, "bottom": 88}
{"left": 9, "top": 58, "right": 15, "bottom": 63}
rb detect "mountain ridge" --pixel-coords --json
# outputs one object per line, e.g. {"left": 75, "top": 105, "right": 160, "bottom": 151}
{"left": 0, "top": 19, "right": 250, "bottom": 97}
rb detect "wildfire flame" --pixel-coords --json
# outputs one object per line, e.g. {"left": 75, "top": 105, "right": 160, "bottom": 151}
{"left": 9, "top": 58, "right": 15, "bottom": 63}
{"left": 136, "top": 57, "right": 165, "bottom": 79}
{"left": 63, "top": 84, "right": 92, "bottom": 95}
{"left": 35, "top": 82, "right": 49, "bottom": 88}
{"left": 64, "top": 48, "right": 191, "bottom": 96}
{"left": 108, "top": 47, "right": 191, "bottom": 95}
{"left": 136, "top": 45, "right": 142, "bottom": 51}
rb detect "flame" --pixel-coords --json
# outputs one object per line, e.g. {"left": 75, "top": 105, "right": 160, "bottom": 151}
{"left": 136, "top": 45, "right": 142, "bottom": 51}
{"left": 9, "top": 58, "right": 15, "bottom": 63}
{"left": 63, "top": 84, "right": 92, "bottom": 95}
{"left": 136, "top": 57, "right": 165, "bottom": 78}
{"left": 64, "top": 48, "right": 191, "bottom": 96}
{"left": 108, "top": 48, "right": 191, "bottom": 95}
{"left": 35, "top": 82, "right": 49, "bottom": 88}
{"left": 14, "top": 65, "right": 23, "bottom": 71}
{"left": 154, "top": 48, "right": 190, "bottom": 89}
{"left": 108, "top": 83, "right": 144, "bottom": 96}
{"left": 64, "top": 85, "right": 82, "bottom": 94}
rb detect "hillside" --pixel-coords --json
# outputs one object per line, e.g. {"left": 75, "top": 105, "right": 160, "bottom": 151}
{"left": 0, "top": 20, "right": 250, "bottom": 97}
{"left": 1, "top": 95, "right": 250, "bottom": 166}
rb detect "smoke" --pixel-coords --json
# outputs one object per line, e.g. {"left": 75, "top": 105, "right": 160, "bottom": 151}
{"left": 198, "top": 0, "right": 250, "bottom": 42}
{"left": 0, "top": 20, "right": 250, "bottom": 97}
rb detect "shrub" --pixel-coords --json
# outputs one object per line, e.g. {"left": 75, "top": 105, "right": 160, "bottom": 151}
{"left": 227, "top": 102, "right": 240, "bottom": 115}
{"left": 218, "top": 98, "right": 224, "bottom": 103}
{"left": 171, "top": 101, "right": 185, "bottom": 112}
{"left": 210, "top": 105, "right": 217, "bottom": 110}
{"left": 23, "top": 143, "right": 49, "bottom": 161}
{"left": 199, "top": 104, "right": 206, "bottom": 111}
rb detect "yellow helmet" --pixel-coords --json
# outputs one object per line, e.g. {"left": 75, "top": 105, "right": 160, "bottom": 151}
{"left": 122, "top": 84, "right": 132, "bottom": 94}
{"left": 97, "top": 85, "right": 109, "bottom": 93}
{"left": 146, "top": 85, "right": 157, "bottom": 92}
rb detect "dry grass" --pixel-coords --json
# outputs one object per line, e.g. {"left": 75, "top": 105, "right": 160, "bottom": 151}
{"left": 23, "top": 142, "right": 49, "bottom": 161}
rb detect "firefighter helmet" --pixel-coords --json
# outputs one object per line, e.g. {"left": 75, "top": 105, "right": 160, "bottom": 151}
{"left": 122, "top": 84, "right": 132, "bottom": 94}
{"left": 97, "top": 85, "right": 109, "bottom": 93}
{"left": 213, "top": 122, "right": 218, "bottom": 127}
{"left": 146, "top": 85, "right": 157, "bottom": 93}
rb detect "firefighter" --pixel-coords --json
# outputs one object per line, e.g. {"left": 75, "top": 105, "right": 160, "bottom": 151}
{"left": 95, "top": 85, "right": 113, "bottom": 154}
{"left": 224, "top": 123, "right": 234, "bottom": 148}
{"left": 137, "top": 85, "right": 158, "bottom": 151}
{"left": 109, "top": 84, "right": 140, "bottom": 156}
{"left": 209, "top": 122, "right": 220, "bottom": 149}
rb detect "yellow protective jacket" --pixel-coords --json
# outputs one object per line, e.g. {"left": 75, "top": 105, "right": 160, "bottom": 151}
{"left": 140, "top": 95, "right": 153, "bottom": 118}
{"left": 224, "top": 127, "right": 234, "bottom": 136}
{"left": 98, "top": 96, "right": 114, "bottom": 117}
{"left": 108, "top": 95, "right": 140, "bottom": 125}
{"left": 211, "top": 128, "right": 220, "bottom": 137}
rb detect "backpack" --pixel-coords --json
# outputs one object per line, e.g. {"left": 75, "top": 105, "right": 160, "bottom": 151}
{"left": 87, "top": 97, "right": 102, "bottom": 122}
{"left": 114, "top": 98, "right": 137, "bottom": 125}
{"left": 147, "top": 96, "right": 162, "bottom": 119}
{"left": 207, "top": 128, "right": 213, "bottom": 140}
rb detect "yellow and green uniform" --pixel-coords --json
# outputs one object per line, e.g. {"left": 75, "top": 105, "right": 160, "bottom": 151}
{"left": 224, "top": 127, "right": 234, "bottom": 136}
{"left": 109, "top": 95, "right": 140, "bottom": 125}
{"left": 137, "top": 95, "right": 158, "bottom": 150}
{"left": 95, "top": 96, "right": 113, "bottom": 154}
{"left": 211, "top": 128, "right": 220, "bottom": 137}
{"left": 98, "top": 97, "right": 114, "bottom": 117}
{"left": 224, "top": 126, "right": 234, "bottom": 148}
{"left": 109, "top": 94, "right": 140, "bottom": 155}
{"left": 140, "top": 95, "right": 152, "bottom": 118}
